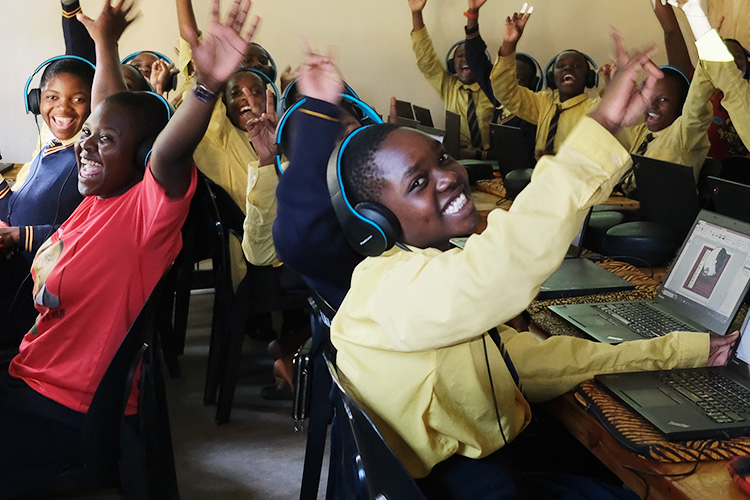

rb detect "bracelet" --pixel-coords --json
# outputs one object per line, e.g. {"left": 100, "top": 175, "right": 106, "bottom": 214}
{"left": 463, "top": 10, "right": 478, "bottom": 19}
{"left": 193, "top": 82, "right": 218, "bottom": 103}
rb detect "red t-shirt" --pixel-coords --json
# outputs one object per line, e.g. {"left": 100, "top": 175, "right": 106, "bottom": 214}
{"left": 9, "top": 164, "right": 197, "bottom": 414}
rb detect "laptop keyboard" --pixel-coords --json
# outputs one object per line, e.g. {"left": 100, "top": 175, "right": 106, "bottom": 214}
{"left": 659, "top": 371, "right": 750, "bottom": 424}
{"left": 594, "top": 302, "right": 700, "bottom": 339}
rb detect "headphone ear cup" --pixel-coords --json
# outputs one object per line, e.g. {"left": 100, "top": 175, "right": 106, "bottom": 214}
{"left": 447, "top": 57, "right": 456, "bottom": 74}
{"left": 586, "top": 68, "right": 597, "bottom": 88}
{"left": 352, "top": 202, "right": 402, "bottom": 256}
{"left": 135, "top": 136, "right": 156, "bottom": 171}
{"left": 27, "top": 88, "right": 41, "bottom": 115}
{"left": 545, "top": 68, "right": 556, "bottom": 90}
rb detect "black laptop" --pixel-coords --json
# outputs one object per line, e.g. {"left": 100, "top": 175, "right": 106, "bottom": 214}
{"left": 412, "top": 105, "right": 434, "bottom": 128}
{"left": 549, "top": 210, "right": 750, "bottom": 343}
{"left": 595, "top": 310, "right": 750, "bottom": 441}
{"left": 444, "top": 110, "right": 461, "bottom": 160}
{"left": 490, "top": 124, "right": 534, "bottom": 178}
{"left": 538, "top": 209, "right": 635, "bottom": 300}
{"left": 707, "top": 176, "right": 750, "bottom": 224}
{"left": 394, "top": 99, "right": 414, "bottom": 121}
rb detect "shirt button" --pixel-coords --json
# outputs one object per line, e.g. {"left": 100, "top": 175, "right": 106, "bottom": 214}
{"left": 611, "top": 155, "right": 622, "bottom": 166}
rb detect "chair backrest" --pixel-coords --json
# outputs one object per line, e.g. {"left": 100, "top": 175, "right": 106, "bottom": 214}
{"left": 325, "top": 355, "right": 425, "bottom": 500}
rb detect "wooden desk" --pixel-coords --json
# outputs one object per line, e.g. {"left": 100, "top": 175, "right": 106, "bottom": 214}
{"left": 546, "top": 394, "right": 747, "bottom": 500}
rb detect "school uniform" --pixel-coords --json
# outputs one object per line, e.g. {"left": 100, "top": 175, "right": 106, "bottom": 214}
{"left": 411, "top": 26, "right": 494, "bottom": 151}
{"left": 490, "top": 52, "right": 598, "bottom": 157}
{"left": 330, "top": 117, "right": 708, "bottom": 497}
{"left": 242, "top": 162, "right": 280, "bottom": 267}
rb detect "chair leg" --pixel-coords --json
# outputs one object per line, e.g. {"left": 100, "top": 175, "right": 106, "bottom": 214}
{"left": 299, "top": 354, "right": 334, "bottom": 500}
{"left": 215, "top": 299, "right": 249, "bottom": 424}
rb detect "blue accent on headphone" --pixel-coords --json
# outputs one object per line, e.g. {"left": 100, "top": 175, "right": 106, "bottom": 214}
{"left": 232, "top": 67, "right": 280, "bottom": 111}
{"left": 24, "top": 55, "right": 96, "bottom": 115}
{"left": 445, "top": 40, "right": 492, "bottom": 74}
{"left": 121, "top": 51, "right": 178, "bottom": 91}
{"left": 516, "top": 52, "right": 544, "bottom": 92}
{"left": 544, "top": 50, "right": 599, "bottom": 89}
{"left": 275, "top": 93, "right": 383, "bottom": 175}
{"left": 135, "top": 91, "right": 174, "bottom": 169}
{"left": 280, "top": 78, "right": 360, "bottom": 114}
{"left": 243, "top": 43, "right": 277, "bottom": 82}
{"left": 659, "top": 65, "right": 691, "bottom": 87}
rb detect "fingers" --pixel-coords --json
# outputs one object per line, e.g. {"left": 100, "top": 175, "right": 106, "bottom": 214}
{"left": 211, "top": 0, "right": 221, "bottom": 25}
{"left": 265, "top": 88, "right": 276, "bottom": 116}
{"left": 388, "top": 96, "right": 398, "bottom": 124}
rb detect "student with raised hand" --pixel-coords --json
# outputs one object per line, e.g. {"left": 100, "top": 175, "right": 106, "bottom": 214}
{"left": 408, "top": 0, "right": 494, "bottom": 160}
{"left": 0, "top": 0, "right": 259, "bottom": 497}
{"left": 327, "top": 31, "right": 739, "bottom": 499}
{"left": 668, "top": 0, "right": 750, "bottom": 156}
{"left": 489, "top": 3, "right": 599, "bottom": 159}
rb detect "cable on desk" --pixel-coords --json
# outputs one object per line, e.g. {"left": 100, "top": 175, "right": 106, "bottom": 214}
{"left": 620, "top": 438, "right": 717, "bottom": 500}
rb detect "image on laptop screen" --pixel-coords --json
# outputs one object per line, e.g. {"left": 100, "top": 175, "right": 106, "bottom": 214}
{"left": 660, "top": 217, "right": 750, "bottom": 327}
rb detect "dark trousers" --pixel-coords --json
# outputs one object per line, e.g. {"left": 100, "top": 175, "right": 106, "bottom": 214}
{"left": 0, "top": 357, "right": 85, "bottom": 499}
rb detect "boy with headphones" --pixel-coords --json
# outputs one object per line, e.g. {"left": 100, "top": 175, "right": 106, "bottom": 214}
{"left": 408, "top": 0, "right": 494, "bottom": 160}
{"left": 668, "top": 0, "right": 750, "bottom": 156}
{"left": 0, "top": 1, "right": 258, "bottom": 496}
{"left": 326, "top": 33, "right": 737, "bottom": 500}
{"left": 489, "top": 4, "right": 600, "bottom": 159}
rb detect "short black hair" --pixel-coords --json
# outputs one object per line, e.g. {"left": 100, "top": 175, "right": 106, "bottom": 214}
{"left": 661, "top": 67, "right": 690, "bottom": 114}
{"left": 39, "top": 57, "right": 94, "bottom": 90}
{"left": 120, "top": 64, "right": 152, "bottom": 92}
{"left": 340, "top": 123, "right": 400, "bottom": 206}
{"left": 103, "top": 91, "right": 170, "bottom": 143}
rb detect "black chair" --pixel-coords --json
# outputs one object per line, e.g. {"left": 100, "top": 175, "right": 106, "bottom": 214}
{"left": 324, "top": 354, "right": 425, "bottom": 500}
{"left": 23, "top": 268, "right": 180, "bottom": 500}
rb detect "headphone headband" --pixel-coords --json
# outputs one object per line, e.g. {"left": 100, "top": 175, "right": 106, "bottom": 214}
{"left": 24, "top": 55, "right": 96, "bottom": 114}
{"left": 244, "top": 43, "right": 277, "bottom": 82}
{"left": 659, "top": 65, "right": 691, "bottom": 87}
{"left": 231, "top": 67, "right": 280, "bottom": 110}
{"left": 516, "top": 52, "right": 543, "bottom": 92}
{"left": 121, "top": 51, "right": 178, "bottom": 91}
{"left": 133, "top": 91, "right": 173, "bottom": 169}
{"left": 445, "top": 40, "right": 492, "bottom": 74}
{"left": 544, "top": 50, "right": 599, "bottom": 89}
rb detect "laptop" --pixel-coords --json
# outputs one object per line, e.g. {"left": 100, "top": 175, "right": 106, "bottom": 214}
{"left": 490, "top": 124, "right": 534, "bottom": 178}
{"left": 595, "top": 310, "right": 750, "bottom": 441}
{"left": 707, "top": 176, "right": 750, "bottom": 224}
{"left": 412, "top": 105, "right": 434, "bottom": 128}
{"left": 632, "top": 154, "right": 700, "bottom": 244}
{"left": 394, "top": 99, "right": 414, "bottom": 120}
{"left": 444, "top": 110, "right": 461, "bottom": 160}
{"left": 549, "top": 210, "right": 750, "bottom": 343}
{"left": 538, "top": 210, "right": 635, "bottom": 300}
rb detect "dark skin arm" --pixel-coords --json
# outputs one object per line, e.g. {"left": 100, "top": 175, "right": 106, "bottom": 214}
{"left": 653, "top": 0, "right": 693, "bottom": 77}
{"left": 176, "top": 0, "right": 201, "bottom": 41}
{"left": 150, "top": 0, "right": 260, "bottom": 198}
{"left": 465, "top": 0, "right": 487, "bottom": 30}
{"left": 408, "top": 0, "right": 426, "bottom": 31}
{"left": 499, "top": 4, "right": 533, "bottom": 57}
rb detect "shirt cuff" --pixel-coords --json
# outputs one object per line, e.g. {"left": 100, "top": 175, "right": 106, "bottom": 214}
{"left": 562, "top": 117, "right": 631, "bottom": 171}
{"left": 695, "top": 29, "right": 734, "bottom": 63}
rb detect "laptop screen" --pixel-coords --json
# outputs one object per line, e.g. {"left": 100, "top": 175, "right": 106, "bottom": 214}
{"left": 658, "top": 211, "right": 750, "bottom": 333}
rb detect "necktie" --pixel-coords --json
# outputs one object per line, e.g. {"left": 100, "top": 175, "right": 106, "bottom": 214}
{"left": 43, "top": 139, "right": 63, "bottom": 157}
{"left": 488, "top": 327, "right": 522, "bottom": 393}
{"left": 464, "top": 87, "right": 483, "bottom": 149}
{"left": 543, "top": 105, "right": 562, "bottom": 155}
{"left": 635, "top": 133, "right": 655, "bottom": 156}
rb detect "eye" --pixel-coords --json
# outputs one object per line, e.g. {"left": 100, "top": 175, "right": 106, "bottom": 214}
{"left": 439, "top": 152, "right": 451, "bottom": 163}
{"left": 409, "top": 176, "right": 426, "bottom": 192}
{"left": 99, "top": 134, "right": 112, "bottom": 143}
{"left": 80, "top": 126, "right": 90, "bottom": 137}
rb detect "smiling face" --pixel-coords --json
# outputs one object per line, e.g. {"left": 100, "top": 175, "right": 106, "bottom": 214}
{"left": 128, "top": 51, "right": 159, "bottom": 80}
{"left": 225, "top": 71, "right": 267, "bottom": 130}
{"left": 372, "top": 128, "right": 479, "bottom": 249}
{"left": 39, "top": 72, "right": 91, "bottom": 141}
{"left": 645, "top": 76, "right": 683, "bottom": 132}
{"left": 75, "top": 101, "right": 143, "bottom": 198}
{"left": 452, "top": 44, "right": 476, "bottom": 85}
{"left": 553, "top": 51, "right": 589, "bottom": 101}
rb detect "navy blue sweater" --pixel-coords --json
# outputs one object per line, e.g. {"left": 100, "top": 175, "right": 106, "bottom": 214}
{"left": 272, "top": 98, "right": 363, "bottom": 309}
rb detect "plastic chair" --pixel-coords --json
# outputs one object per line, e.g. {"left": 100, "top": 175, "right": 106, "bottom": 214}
{"left": 324, "top": 354, "right": 425, "bottom": 500}
{"left": 22, "top": 268, "right": 180, "bottom": 500}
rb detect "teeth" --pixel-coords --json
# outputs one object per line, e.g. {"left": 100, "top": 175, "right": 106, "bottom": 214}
{"left": 79, "top": 157, "right": 103, "bottom": 179}
{"left": 240, "top": 106, "right": 252, "bottom": 113}
{"left": 444, "top": 193, "right": 468, "bottom": 215}
{"left": 53, "top": 117, "right": 75, "bottom": 128}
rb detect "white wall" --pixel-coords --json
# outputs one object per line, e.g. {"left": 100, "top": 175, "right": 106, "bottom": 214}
{"left": 1, "top": 0, "right": 700, "bottom": 163}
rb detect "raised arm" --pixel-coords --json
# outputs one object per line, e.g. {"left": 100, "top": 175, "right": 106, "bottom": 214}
{"left": 150, "top": 0, "right": 259, "bottom": 198}
{"left": 409, "top": 0, "right": 427, "bottom": 31}
{"left": 499, "top": 2, "right": 533, "bottom": 57}
{"left": 464, "top": 0, "right": 498, "bottom": 106}
{"left": 62, "top": 0, "right": 95, "bottom": 63}
{"left": 653, "top": 0, "right": 693, "bottom": 77}
{"left": 77, "top": 0, "right": 134, "bottom": 109}
{"left": 177, "top": 0, "right": 201, "bottom": 41}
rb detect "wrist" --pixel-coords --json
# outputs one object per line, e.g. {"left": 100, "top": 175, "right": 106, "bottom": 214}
{"left": 464, "top": 9, "right": 479, "bottom": 18}
{"left": 588, "top": 110, "right": 621, "bottom": 137}
{"left": 193, "top": 82, "right": 220, "bottom": 103}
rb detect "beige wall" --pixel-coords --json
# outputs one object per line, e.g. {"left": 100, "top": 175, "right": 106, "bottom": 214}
{"left": 0, "top": 0, "right": 712, "bottom": 163}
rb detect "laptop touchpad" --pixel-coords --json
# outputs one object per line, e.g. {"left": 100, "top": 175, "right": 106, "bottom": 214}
{"left": 622, "top": 388, "right": 679, "bottom": 408}
{"left": 570, "top": 314, "right": 613, "bottom": 327}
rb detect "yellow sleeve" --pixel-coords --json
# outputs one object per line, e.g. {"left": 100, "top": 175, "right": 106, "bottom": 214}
{"left": 677, "top": 63, "right": 715, "bottom": 158}
{"left": 241, "top": 163, "right": 280, "bottom": 267}
{"left": 411, "top": 26, "right": 454, "bottom": 99}
{"left": 489, "top": 52, "right": 545, "bottom": 125}
{"left": 505, "top": 329, "right": 708, "bottom": 402}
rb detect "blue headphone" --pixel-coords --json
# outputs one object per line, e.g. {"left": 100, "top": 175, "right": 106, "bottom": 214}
{"left": 135, "top": 91, "right": 174, "bottom": 170}
{"left": 544, "top": 50, "right": 599, "bottom": 89}
{"left": 275, "top": 94, "right": 382, "bottom": 175}
{"left": 659, "top": 65, "right": 691, "bottom": 87}
{"left": 244, "top": 42, "right": 277, "bottom": 82}
{"left": 230, "top": 67, "right": 280, "bottom": 111}
{"left": 327, "top": 124, "right": 401, "bottom": 257}
{"left": 516, "top": 52, "right": 544, "bottom": 92}
{"left": 24, "top": 55, "right": 96, "bottom": 115}
{"left": 121, "top": 51, "right": 178, "bottom": 91}
{"left": 445, "top": 40, "right": 492, "bottom": 74}
{"left": 280, "top": 77, "right": 361, "bottom": 114}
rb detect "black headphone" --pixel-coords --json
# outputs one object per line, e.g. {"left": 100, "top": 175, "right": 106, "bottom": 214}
{"left": 445, "top": 40, "right": 491, "bottom": 74}
{"left": 24, "top": 55, "right": 96, "bottom": 116}
{"left": 326, "top": 125, "right": 402, "bottom": 257}
{"left": 280, "top": 77, "right": 361, "bottom": 114}
{"left": 134, "top": 91, "right": 174, "bottom": 170}
{"left": 244, "top": 42, "right": 277, "bottom": 82}
{"left": 544, "top": 50, "right": 598, "bottom": 90}
{"left": 274, "top": 93, "right": 381, "bottom": 174}
{"left": 228, "top": 67, "right": 280, "bottom": 111}
{"left": 516, "top": 52, "right": 543, "bottom": 92}
{"left": 121, "top": 51, "right": 178, "bottom": 91}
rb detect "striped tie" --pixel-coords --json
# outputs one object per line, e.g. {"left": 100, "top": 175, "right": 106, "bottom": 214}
{"left": 488, "top": 327, "right": 523, "bottom": 393}
{"left": 544, "top": 105, "right": 562, "bottom": 155}
{"left": 464, "top": 87, "right": 483, "bottom": 149}
{"left": 635, "top": 133, "right": 655, "bottom": 156}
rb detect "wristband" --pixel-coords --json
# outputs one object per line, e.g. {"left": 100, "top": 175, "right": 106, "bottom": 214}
{"left": 464, "top": 10, "right": 479, "bottom": 20}
{"left": 193, "top": 82, "right": 218, "bottom": 103}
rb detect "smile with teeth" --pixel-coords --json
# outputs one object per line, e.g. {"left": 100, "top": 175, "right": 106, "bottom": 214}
{"left": 79, "top": 157, "right": 103, "bottom": 179}
{"left": 52, "top": 116, "right": 76, "bottom": 129}
{"left": 444, "top": 192, "right": 468, "bottom": 215}
{"left": 562, "top": 74, "right": 576, "bottom": 83}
